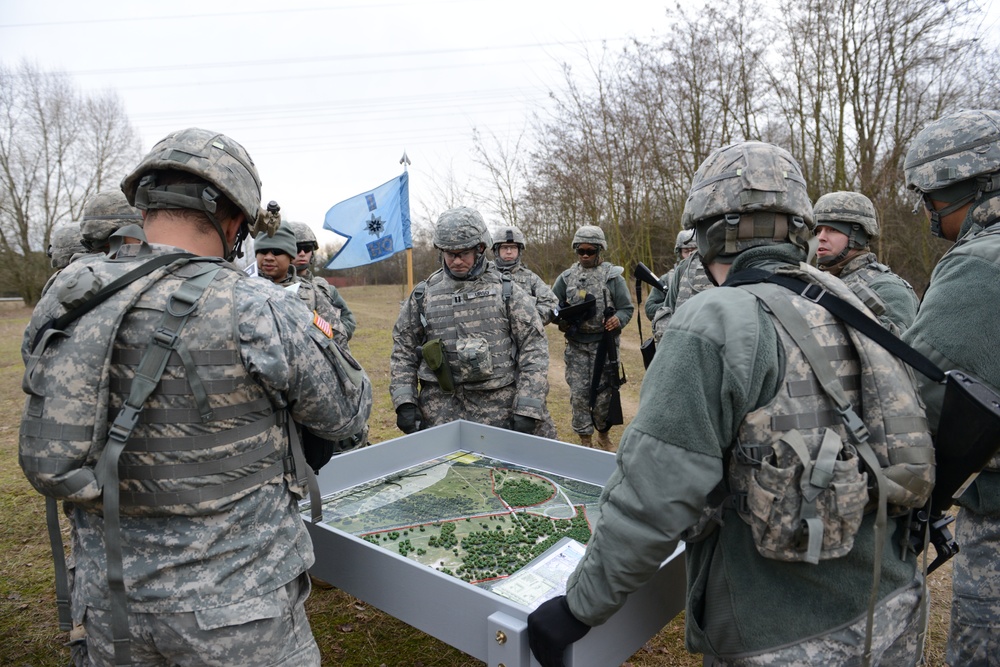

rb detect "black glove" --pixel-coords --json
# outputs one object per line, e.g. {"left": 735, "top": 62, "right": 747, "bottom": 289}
{"left": 527, "top": 595, "right": 591, "bottom": 667}
{"left": 511, "top": 414, "right": 538, "bottom": 434}
{"left": 395, "top": 403, "right": 421, "bottom": 434}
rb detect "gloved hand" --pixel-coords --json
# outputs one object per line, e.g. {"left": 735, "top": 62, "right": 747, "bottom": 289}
{"left": 527, "top": 595, "right": 591, "bottom": 667}
{"left": 511, "top": 414, "right": 538, "bottom": 434}
{"left": 300, "top": 429, "right": 336, "bottom": 472}
{"left": 395, "top": 403, "right": 421, "bottom": 434}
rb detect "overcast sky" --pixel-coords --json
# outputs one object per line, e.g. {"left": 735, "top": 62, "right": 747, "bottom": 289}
{"left": 0, "top": 0, "right": 676, "bottom": 245}
{"left": 2, "top": 0, "right": 998, "bottom": 247}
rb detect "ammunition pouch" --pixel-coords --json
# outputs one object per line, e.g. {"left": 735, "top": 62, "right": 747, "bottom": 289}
{"left": 422, "top": 338, "right": 455, "bottom": 393}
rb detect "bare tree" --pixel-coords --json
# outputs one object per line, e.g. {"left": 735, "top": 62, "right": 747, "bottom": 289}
{"left": 0, "top": 60, "right": 140, "bottom": 304}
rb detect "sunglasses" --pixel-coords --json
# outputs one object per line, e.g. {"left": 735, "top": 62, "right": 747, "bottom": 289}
{"left": 576, "top": 247, "right": 598, "bottom": 256}
{"left": 297, "top": 243, "right": 317, "bottom": 253}
{"left": 256, "top": 249, "right": 289, "bottom": 258}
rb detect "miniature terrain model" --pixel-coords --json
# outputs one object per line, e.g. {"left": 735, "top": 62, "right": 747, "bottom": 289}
{"left": 304, "top": 420, "right": 685, "bottom": 667}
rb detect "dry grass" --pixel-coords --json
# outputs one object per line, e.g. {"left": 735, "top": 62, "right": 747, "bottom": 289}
{"left": 0, "top": 285, "right": 952, "bottom": 665}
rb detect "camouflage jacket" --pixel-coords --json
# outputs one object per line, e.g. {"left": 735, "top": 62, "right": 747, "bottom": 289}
{"left": 501, "top": 261, "right": 559, "bottom": 325}
{"left": 271, "top": 269, "right": 350, "bottom": 347}
{"left": 651, "top": 253, "right": 713, "bottom": 343}
{"left": 565, "top": 244, "right": 921, "bottom": 656}
{"left": 389, "top": 263, "right": 549, "bottom": 420}
{"left": 827, "top": 251, "right": 919, "bottom": 334}
{"left": 21, "top": 242, "right": 372, "bottom": 613}
{"left": 552, "top": 261, "right": 634, "bottom": 344}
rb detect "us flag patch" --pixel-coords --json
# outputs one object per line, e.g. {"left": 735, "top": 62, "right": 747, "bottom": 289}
{"left": 312, "top": 312, "right": 334, "bottom": 338}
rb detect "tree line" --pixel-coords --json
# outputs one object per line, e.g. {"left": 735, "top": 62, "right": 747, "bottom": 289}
{"left": 5, "top": 1, "right": 999, "bottom": 302}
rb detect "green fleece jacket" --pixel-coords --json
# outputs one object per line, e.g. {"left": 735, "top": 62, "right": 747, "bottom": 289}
{"left": 565, "top": 244, "right": 917, "bottom": 657}
{"left": 904, "top": 217, "right": 1000, "bottom": 516}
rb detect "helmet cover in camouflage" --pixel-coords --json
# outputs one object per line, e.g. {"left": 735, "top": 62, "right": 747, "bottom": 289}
{"left": 493, "top": 225, "right": 527, "bottom": 250}
{"left": 48, "top": 220, "right": 86, "bottom": 269}
{"left": 80, "top": 190, "right": 143, "bottom": 249}
{"left": 254, "top": 223, "right": 298, "bottom": 257}
{"left": 287, "top": 221, "right": 319, "bottom": 249}
{"left": 813, "top": 191, "right": 879, "bottom": 246}
{"left": 681, "top": 141, "right": 813, "bottom": 263}
{"left": 674, "top": 228, "right": 697, "bottom": 253}
{"left": 904, "top": 109, "right": 1000, "bottom": 194}
{"left": 572, "top": 225, "right": 607, "bottom": 250}
{"left": 433, "top": 207, "right": 490, "bottom": 251}
{"left": 121, "top": 128, "right": 262, "bottom": 228}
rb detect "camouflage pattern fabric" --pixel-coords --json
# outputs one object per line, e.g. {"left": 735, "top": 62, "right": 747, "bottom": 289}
{"left": 652, "top": 253, "right": 713, "bottom": 343}
{"left": 947, "top": 507, "right": 1000, "bottom": 665}
{"left": 564, "top": 339, "right": 614, "bottom": 436}
{"left": 389, "top": 264, "right": 549, "bottom": 427}
{"left": 272, "top": 270, "right": 351, "bottom": 348}
{"left": 48, "top": 220, "right": 86, "bottom": 270}
{"left": 81, "top": 573, "right": 320, "bottom": 667}
{"left": 412, "top": 382, "right": 519, "bottom": 430}
{"left": 22, "top": 242, "right": 371, "bottom": 622}
{"left": 831, "top": 251, "right": 919, "bottom": 334}
{"left": 706, "top": 576, "right": 924, "bottom": 666}
{"left": 80, "top": 190, "right": 143, "bottom": 250}
{"left": 643, "top": 269, "right": 673, "bottom": 321}
{"left": 504, "top": 263, "right": 559, "bottom": 325}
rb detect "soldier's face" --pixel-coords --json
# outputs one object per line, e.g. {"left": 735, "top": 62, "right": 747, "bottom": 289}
{"left": 576, "top": 244, "right": 600, "bottom": 268}
{"left": 294, "top": 244, "right": 313, "bottom": 268}
{"left": 497, "top": 243, "right": 520, "bottom": 262}
{"left": 257, "top": 249, "right": 291, "bottom": 281}
{"left": 680, "top": 247, "right": 696, "bottom": 260}
{"left": 443, "top": 247, "right": 478, "bottom": 277}
{"left": 815, "top": 226, "right": 849, "bottom": 260}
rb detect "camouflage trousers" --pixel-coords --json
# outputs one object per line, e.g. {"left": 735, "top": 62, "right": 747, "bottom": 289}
{"left": 705, "top": 575, "right": 925, "bottom": 667}
{"left": 947, "top": 507, "right": 1000, "bottom": 666}
{"left": 419, "top": 381, "right": 518, "bottom": 429}
{"left": 564, "top": 339, "right": 614, "bottom": 435}
{"left": 81, "top": 573, "right": 320, "bottom": 667}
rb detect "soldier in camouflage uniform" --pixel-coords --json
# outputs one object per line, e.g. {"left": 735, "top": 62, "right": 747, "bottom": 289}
{"left": 903, "top": 109, "right": 1000, "bottom": 666}
{"left": 390, "top": 207, "right": 550, "bottom": 436}
{"left": 256, "top": 224, "right": 351, "bottom": 348}
{"left": 491, "top": 225, "right": 559, "bottom": 439}
{"left": 552, "top": 225, "right": 633, "bottom": 449}
{"left": 650, "top": 230, "right": 714, "bottom": 344}
{"left": 20, "top": 127, "right": 372, "bottom": 667}
{"left": 528, "top": 141, "right": 931, "bottom": 667}
{"left": 643, "top": 228, "right": 698, "bottom": 320}
{"left": 814, "top": 191, "right": 919, "bottom": 333}
{"left": 287, "top": 220, "right": 357, "bottom": 340}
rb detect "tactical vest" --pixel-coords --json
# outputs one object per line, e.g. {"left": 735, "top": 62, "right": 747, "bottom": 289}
{"left": 415, "top": 268, "right": 517, "bottom": 390}
{"left": 20, "top": 253, "right": 296, "bottom": 518}
{"left": 690, "top": 264, "right": 934, "bottom": 564}
{"left": 836, "top": 252, "right": 913, "bottom": 333}
{"left": 559, "top": 262, "right": 620, "bottom": 335}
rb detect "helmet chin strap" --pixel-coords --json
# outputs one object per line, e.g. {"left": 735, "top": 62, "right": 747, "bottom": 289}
{"left": 135, "top": 178, "right": 239, "bottom": 260}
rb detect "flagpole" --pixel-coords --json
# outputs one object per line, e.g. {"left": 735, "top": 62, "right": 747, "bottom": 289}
{"left": 400, "top": 150, "right": 413, "bottom": 292}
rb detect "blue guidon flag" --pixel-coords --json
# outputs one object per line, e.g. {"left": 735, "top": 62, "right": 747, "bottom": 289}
{"left": 323, "top": 172, "right": 412, "bottom": 269}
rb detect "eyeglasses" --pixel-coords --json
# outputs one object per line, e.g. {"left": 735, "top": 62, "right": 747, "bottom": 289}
{"left": 576, "top": 247, "right": 598, "bottom": 256}
{"left": 296, "top": 243, "right": 316, "bottom": 254}
{"left": 443, "top": 249, "right": 477, "bottom": 261}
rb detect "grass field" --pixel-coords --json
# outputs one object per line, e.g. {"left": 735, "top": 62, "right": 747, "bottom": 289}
{"left": 0, "top": 286, "right": 953, "bottom": 666}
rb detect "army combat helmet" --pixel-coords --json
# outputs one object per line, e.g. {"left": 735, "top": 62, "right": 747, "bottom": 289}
{"left": 904, "top": 109, "right": 1000, "bottom": 240}
{"left": 80, "top": 190, "right": 143, "bottom": 252}
{"left": 48, "top": 220, "right": 86, "bottom": 269}
{"left": 572, "top": 225, "right": 607, "bottom": 251}
{"left": 433, "top": 206, "right": 491, "bottom": 279}
{"left": 682, "top": 141, "right": 813, "bottom": 264}
{"left": 121, "top": 128, "right": 275, "bottom": 261}
{"left": 287, "top": 221, "right": 319, "bottom": 267}
{"left": 813, "top": 191, "right": 879, "bottom": 265}
{"left": 674, "top": 228, "right": 697, "bottom": 259}
{"left": 492, "top": 225, "right": 526, "bottom": 270}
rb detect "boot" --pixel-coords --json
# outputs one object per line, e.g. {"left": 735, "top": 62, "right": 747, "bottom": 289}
{"left": 597, "top": 430, "right": 614, "bottom": 451}
{"left": 578, "top": 433, "right": 593, "bottom": 447}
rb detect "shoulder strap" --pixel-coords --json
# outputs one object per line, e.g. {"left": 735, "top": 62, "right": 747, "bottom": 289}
{"left": 413, "top": 280, "right": 428, "bottom": 329}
